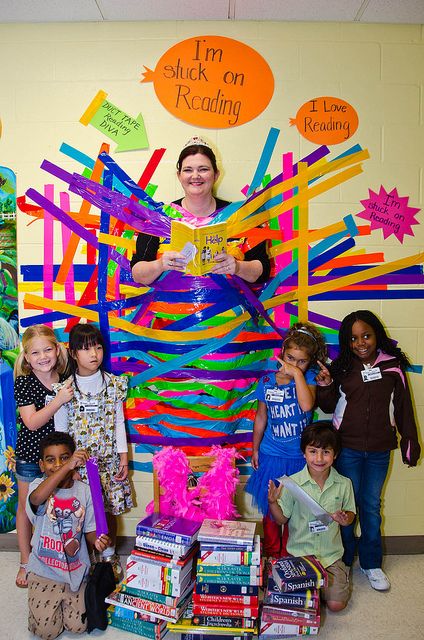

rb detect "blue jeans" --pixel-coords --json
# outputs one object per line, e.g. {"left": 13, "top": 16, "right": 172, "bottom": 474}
{"left": 15, "top": 459, "right": 43, "bottom": 484}
{"left": 335, "top": 447, "right": 390, "bottom": 570}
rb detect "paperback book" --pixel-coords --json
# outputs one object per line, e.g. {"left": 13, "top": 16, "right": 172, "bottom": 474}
{"left": 271, "top": 555, "right": 327, "bottom": 592}
{"left": 192, "top": 603, "right": 259, "bottom": 618}
{"left": 198, "top": 519, "right": 256, "bottom": 547}
{"left": 259, "top": 620, "right": 319, "bottom": 637}
{"left": 197, "top": 563, "right": 261, "bottom": 577}
{"left": 107, "top": 605, "right": 169, "bottom": 639}
{"left": 196, "top": 572, "right": 261, "bottom": 586}
{"left": 191, "top": 615, "right": 256, "bottom": 629}
{"left": 135, "top": 534, "right": 193, "bottom": 558}
{"left": 136, "top": 513, "right": 201, "bottom": 546}
{"left": 169, "top": 219, "right": 227, "bottom": 276}
{"left": 193, "top": 588, "right": 259, "bottom": 607}
{"left": 121, "top": 580, "right": 193, "bottom": 607}
{"left": 126, "top": 555, "right": 194, "bottom": 586}
{"left": 125, "top": 563, "right": 194, "bottom": 596}
{"left": 195, "top": 581, "right": 259, "bottom": 597}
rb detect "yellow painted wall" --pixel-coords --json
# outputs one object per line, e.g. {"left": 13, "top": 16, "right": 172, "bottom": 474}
{"left": 1, "top": 20, "right": 423, "bottom": 538}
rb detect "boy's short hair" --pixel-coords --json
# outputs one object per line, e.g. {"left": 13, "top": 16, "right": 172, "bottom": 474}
{"left": 39, "top": 432, "right": 76, "bottom": 459}
{"left": 300, "top": 421, "right": 341, "bottom": 456}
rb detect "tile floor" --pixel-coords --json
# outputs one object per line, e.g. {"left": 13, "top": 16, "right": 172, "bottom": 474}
{"left": 4, "top": 551, "right": 424, "bottom": 639}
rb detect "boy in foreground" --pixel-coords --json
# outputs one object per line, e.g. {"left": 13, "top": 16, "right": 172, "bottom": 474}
{"left": 26, "top": 432, "right": 111, "bottom": 640}
{"left": 268, "top": 421, "right": 356, "bottom": 612}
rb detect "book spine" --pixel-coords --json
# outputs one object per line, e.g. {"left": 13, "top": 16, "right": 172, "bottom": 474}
{"left": 260, "top": 621, "right": 319, "bottom": 636}
{"left": 196, "top": 573, "right": 261, "bottom": 586}
{"left": 135, "top": 535, "right": 191, "bottom": 557}
{"left": 197, "top": 563, "right": 261, "bottom": 577}
{"left": 192, "top": 604, "right": 259, "bottom": 618}
{"left": 195, "top": 581, "right": 259, "bottom": 596}
{"left": 192, "top": 615, "right": 256, "bottom": 628}
{"left": 107, "top": 613, "right": 165, "bottom": 639}
{"left": 126, "top": 558, "right": 191, "bottom": 585}
{"left": 106, "top": 591, "right": 182, "bottom": 621}
{"left": 198, "top": 535, "right": 253, "bottom": 546}
{"left": 199, "top": 549, "right": 260, "bottom": 566}
{"left": 264, "top": 591, "right": 318, "bottom": 609}
{"left": 121, "top": 582, "right": 180, "bottom": 606}
{"left": 136, "top": 525, "right": 194, "bottom": 546}
{"left": 125, "top": 570, "right": 191, "bottom": 596}
{"left": 261, "top": 609, "right": 320, "bottom": 626}
{"left": 193, "top": 592, "right": 259, "bottom": 606}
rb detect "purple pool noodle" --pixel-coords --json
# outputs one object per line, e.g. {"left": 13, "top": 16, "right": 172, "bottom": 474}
{"left": 86, "top": 457, "right": 108, "bottom": 537}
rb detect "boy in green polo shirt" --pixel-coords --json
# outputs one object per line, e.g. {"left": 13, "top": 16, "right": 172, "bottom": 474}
{"left": 268, "top": 421, "right": 356, "bottom": 612}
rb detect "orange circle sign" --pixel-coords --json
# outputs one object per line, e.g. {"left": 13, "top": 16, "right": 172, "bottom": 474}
{"left": 290, "top": 97, "right": 358, "bottom": 145}
{"left": 141, "top": 35, "right": 274, "bottom": 129}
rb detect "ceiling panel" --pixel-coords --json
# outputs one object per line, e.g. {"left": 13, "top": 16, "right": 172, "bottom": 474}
{"left": 0, "top": 0, "right": 423, "bottom": 24}
{"left": 98, "top": 0, "right": 230, "bottom": 21}
{"left": 234, "top": 0, "right": 364, "bottom": 22}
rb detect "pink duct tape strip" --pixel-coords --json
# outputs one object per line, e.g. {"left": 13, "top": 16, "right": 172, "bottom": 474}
{"left": 86, "top": 457, "right": 108, "bottom": 537}
{"left": 59, "top": 192, "right": 76, "bottom": 306}
{"left": 43, "top": 184, "right": 54, "bottom": 324}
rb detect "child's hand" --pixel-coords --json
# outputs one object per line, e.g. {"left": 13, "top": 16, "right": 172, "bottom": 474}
{"left": 251, "top": 451, "right": 259, "bottom": 470}
{"left": 315, "top": 361, "right": 332, "bottom": 386}
{"left": 268, "top": 479, "right": 282, "bottom": 505}
{"left": 56, "top": 379, "right": 74, "bottom": 405}
{"left": 68, "top": 449, "right": 89, "bottom": 470}
{"left": 94, "top": 534, "right": 112, "bottom": 552}
{"left": 276, "top": 356, "right": 301, "bottom": 380}
{"left": 331, "top": 510, "right": 350, "bottom": 526}
{"left": 114, "top": 464, "right": 128, "bottom": 481}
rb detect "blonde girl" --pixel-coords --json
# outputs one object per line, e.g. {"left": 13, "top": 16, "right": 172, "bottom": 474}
{"left": 245, "top": 321, "right": 327, "bottom": 558}
{"left": 14, "top": 324, "right": 73, "bottom": 587}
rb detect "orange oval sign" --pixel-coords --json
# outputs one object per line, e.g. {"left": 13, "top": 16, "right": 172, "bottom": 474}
{"left": 290, "top": 97, "right": 358, "bottom": 145}
{"left": 141, "top": 35, "right": 274, "bottom": 129}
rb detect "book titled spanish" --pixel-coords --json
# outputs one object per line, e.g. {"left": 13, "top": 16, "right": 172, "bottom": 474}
{"left": 169, "top": 219, "right": 227, "bottom": 276}
{"left": 271, "top": 556, "right": 328, "bottom": 593}
{"left": 198, "top": 519, "right": 256, "bottom": 547}
{"left": 136, "top": 513, "right": 201, "bottom": 546}
{"left": 264, "top": 576, "right": 318, "bottom": 610}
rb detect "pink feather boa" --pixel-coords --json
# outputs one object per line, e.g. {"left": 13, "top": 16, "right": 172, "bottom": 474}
{"left": 146, "top": 445, "right": 241, "bottom": 521}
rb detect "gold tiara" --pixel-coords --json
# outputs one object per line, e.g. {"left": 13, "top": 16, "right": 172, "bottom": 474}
{"left": 183, "top": 135, "right": 212, "bottom": 149}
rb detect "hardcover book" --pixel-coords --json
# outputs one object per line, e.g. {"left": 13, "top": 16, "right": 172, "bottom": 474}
{"left": 191, "top": 615, "right": 256, "bottom": 629}
{"left": 135, "top": 534, "right": 192, "bottom": 558}
{"left": 125, "top": 563, "right": 194, "bottom": 596}
{"left": 199, "top": 534, "right": 261, "bottom": 566}
{"left": 126, "top": 555, "right": 194, "bottom": 586}
{"left": 259, "top": 620, "right": 319, "bottom": 636}
{"left": 107, "top": 606, "right": 169, "bottom": 639}
{"left": 261, "top": 605, "right": 320, "bottom": 626}
{"left": 197, "top": 519, "right": 256, "bottom": 547}
{"left": 192, "top": 603, "right": 259, "bottom": 618}
{"left": 105, "top": 586, "right": 192, "bottom": 623}
{"left": 264, "top": 576, "right": 318, "bottom": 609}
{"left": 196, "top": 572, "right": 261, "bottom": 586}
{"left": 193, "top": 588, "right": 259, "bottom": 607}
{"left": 136, "top": 513, "right": 201, "bottom": 546}
{"left": 169, "top": 219, "right": 227, "bottom": 276}
{"left": 121, "top": 580, "right": 193, "bottom": 607}
{"left": 270, "top": 556, "right": 327, "bottom": 592}
{"left": 195, "top": 581, "right": 259, "bottom": 596}
{"left": 197, "top": 563, "right": 261, "bottom": 577}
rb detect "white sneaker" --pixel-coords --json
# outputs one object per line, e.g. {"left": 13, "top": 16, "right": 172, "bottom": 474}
{"left": 360, "top": 567, "right": 390, "bottom": 591}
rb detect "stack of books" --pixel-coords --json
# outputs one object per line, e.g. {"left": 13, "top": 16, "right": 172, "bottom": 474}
{"left": 259, "top": 556, "right": 327, "bottom": 638}
{"left": 167, "top": 518, "right": 261, "bottom": 639}
{"left": 106, "top": 513, "right": 201, "bottom": 637}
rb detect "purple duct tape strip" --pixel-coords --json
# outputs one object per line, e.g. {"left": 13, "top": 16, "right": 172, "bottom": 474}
{"left": 41, "top": 159, "right": 74, "bottom": 185}
{"left": 26, "top": 188, "right": 99, "bottom": 249}
{"left": 86, "top": 458, "right": 108, "bottom": 537}
{"left": 130, "top": 432, "right": 252, "bottom": 447}
{"left": 229, "top": 275, "right": 286, "bottom": 339}
{"left": 284, "top": 303, "right": 341, "bottom": 331}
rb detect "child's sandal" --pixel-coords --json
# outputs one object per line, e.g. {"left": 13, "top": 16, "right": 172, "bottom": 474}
{"left": 15, "top": 563, "right": 28, "bottom": 588}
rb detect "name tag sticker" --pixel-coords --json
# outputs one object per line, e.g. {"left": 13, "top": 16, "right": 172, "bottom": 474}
{"left": 79, "top": 400, "right": 99, "bottom": 414}
{"left": 309, "top": 520, "right": 329, "bottom": 534}
{"left": 361, "top": 367, "right": 382, "bottom": 383}
{"left": 265, "top": 389, "right": 286, "bottom": 403}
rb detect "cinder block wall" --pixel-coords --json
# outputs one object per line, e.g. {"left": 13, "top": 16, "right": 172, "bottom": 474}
{"left": 1, "top": 20, "right": 422, "bottom": 538}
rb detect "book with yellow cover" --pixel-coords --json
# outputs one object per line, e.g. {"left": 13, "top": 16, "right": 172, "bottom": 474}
{"left": 169, "top": 219, "right": 227, "bottom": 276}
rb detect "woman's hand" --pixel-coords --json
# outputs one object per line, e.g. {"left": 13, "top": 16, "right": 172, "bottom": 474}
{"left": 114, "top": 453, "right": 129, "bottom": 481}
{"left": 160, "top": 251, "right": 188, "bottom": 272}
{"left": 316, "top": 360, "right": 333, "bottom": 386}
{"left": 210, "top": 252, "right": 238, "bottom": 275}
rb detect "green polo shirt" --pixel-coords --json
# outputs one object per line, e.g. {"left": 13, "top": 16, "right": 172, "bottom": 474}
{"left": 278, "top": 465, "right": 356, "bottom": 568}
